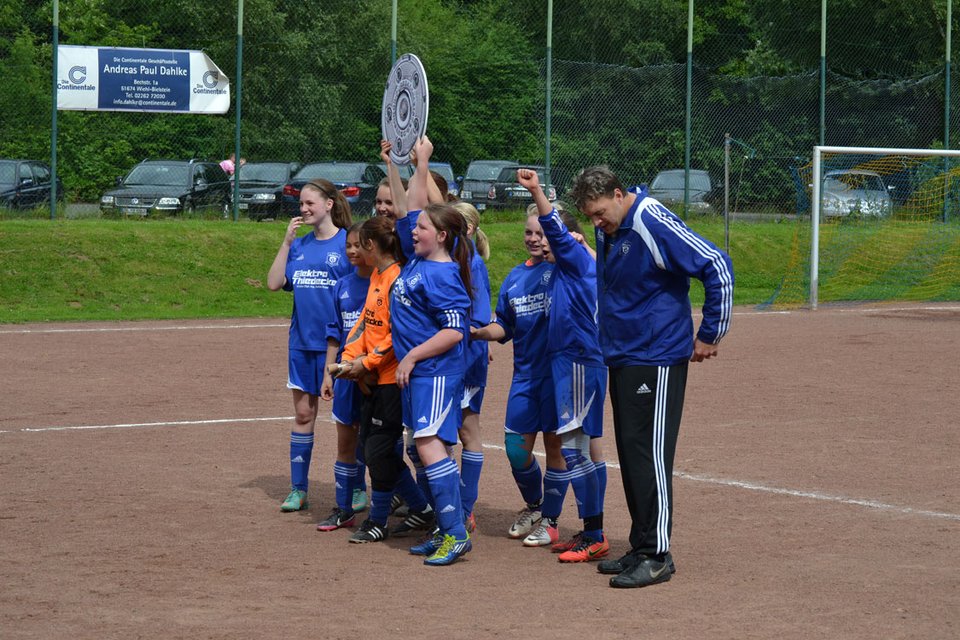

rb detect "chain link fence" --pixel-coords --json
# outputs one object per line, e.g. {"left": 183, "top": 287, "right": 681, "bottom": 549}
{"left": 1, "top": 0, "right": 959, "bottom": 226}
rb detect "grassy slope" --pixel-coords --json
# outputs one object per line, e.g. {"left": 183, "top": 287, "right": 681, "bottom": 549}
{"left": 0, "top": 215, "right": 918, "bottom": 323}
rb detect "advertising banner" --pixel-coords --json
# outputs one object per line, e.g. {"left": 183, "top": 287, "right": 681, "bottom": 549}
{"left": 57, "top": 45, "right": 230, "bottom": 114}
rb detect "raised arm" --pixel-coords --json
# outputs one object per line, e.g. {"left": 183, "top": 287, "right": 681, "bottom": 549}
{"left": 380, "top": 140, "right": 407, "bottom": 217}
{"left": 405, "top": 136, "right": 433, "bottom": 213}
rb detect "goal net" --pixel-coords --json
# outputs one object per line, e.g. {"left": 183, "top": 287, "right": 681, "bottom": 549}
{"left": 765, "top": 146, "right": 960, "bottom": 308}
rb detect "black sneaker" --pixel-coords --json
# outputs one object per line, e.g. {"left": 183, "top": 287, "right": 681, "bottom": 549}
{"left": 390, "top": 506, "right": 436, "bottom": 536}
{"left": 316, "top": 507, "right": 356, "bottom": 532}
{"left": 598, "top": 550, "right": 676, "bottom": 576}
{"left": 390, "top": 493, "right": 405, "bottom": 515}
{"left": 349, "top": 519, "right": 389, "bottom": 544}
{"left": 608, "top": 553, "right": 675, "bottom": 588}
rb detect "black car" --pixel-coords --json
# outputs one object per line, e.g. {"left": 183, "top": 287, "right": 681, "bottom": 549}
{"left": 100, "top": 160, "right": 231, "bottom": 217}
{"left": 281, "top": 162, "right": 386, "bottom": 218}
{"left": 0, "top": 159, "right": 64, "bottom": 210}
{"left": 231, "top": 161, "right": 300, "bottom": 220}
{"left": 486, "top": 165, "right": 558, "bottom": 211}
{"left": 460, "top": 159, "right": 518, "bottom": 211}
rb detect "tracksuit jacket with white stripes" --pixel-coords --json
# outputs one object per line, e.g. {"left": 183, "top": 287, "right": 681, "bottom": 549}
{"left": 595, "top": 186, "right": 734, "bottom": 367}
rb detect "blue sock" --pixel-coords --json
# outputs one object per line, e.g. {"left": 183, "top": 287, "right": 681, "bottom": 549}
{"left": 460, "top": 449, "right": 484, "bottom": 517}
{"left": 370, "top": 489, "right": 392, "bottom": 526}
{"left": 541, "top": 467, "right": 571, "bottom": 521}
{"left": 594, "top": 461, "right": 607, "bottom": 513}
{"left": 407, "top": 443, "right": 433, "bottom": 507}
{"left": 563, "top": 447, "right": 600, "bottom": 522}
{"left": 289, "top": 432, "right": 314, "bottom": 492}
{"left": 511, "top": 458, "right": 543, "bottom": 506}
{"left": 355, "top": 442, "right": 367, "bottom": 492}
{"left": 394, "top": 467, "right": 429, "bottom": 513}
{"left": 333, "top": 461, "right": 356, "bottom": 512}
{"left": 425, "top": 458, "right": 466, "bottom": 538}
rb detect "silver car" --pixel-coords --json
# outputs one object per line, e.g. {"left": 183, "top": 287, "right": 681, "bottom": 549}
{"left": 821, "top": 169, "right": 893, "bottom": 218}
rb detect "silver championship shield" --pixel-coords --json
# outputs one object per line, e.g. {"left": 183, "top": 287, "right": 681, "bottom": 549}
{"left": 381, "top": 53, "right": 429, "bottom": 166}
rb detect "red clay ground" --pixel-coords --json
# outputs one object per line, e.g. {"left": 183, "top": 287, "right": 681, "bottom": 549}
{"left": 1, "top": 304, "right": 958, "bottom": 639}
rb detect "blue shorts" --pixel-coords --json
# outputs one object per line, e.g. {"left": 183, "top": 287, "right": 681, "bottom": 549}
{"left": 286, "top": 348, "right": 326, "bottom": 397}
{"left": 551, "top": 353, "right": 607, "bottom": 438}
{"left": 460, "top": 385, "right": 485, "bottom": 413}
{"left": 331, "top": 377, "right": 362, "bottom": 426}
{"left": 504, "top": 376, "right": 557, "bottom": 435}
{"left": 402, "top": 374, "right": 464, "bottom": 446}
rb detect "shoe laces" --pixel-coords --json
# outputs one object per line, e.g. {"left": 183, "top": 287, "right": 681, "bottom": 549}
{"left": 516, "top": 507, "right": 538, "bottom": 524}
{"left": 568, "top": 534, "right": 599, "bottom": 553}
{"left": 432, "top": 534, "right": 460, "bottom": 556}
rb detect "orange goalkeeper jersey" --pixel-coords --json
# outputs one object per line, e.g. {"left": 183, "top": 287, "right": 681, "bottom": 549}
{"left": 341, "top": 261, "right": 400, "bottom": 385}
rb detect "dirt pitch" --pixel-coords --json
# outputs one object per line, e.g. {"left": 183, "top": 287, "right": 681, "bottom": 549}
{"left": 1, "top": 304, "right": 959, "bottom": 640}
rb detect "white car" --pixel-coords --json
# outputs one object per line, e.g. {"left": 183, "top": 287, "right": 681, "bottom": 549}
{"left": 821, "top": 169, "right": 894, "bottom": 218}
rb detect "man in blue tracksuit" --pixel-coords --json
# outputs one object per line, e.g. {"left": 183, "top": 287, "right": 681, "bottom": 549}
{"left": 570, "top": 166, "right": 734, "bottom": 589}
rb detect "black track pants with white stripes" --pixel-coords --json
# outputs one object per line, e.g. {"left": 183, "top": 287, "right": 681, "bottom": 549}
{"left": 609, "top": 363, "right": 688, "bottom": 555}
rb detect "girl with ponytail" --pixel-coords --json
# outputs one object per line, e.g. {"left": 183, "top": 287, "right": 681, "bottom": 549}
{"left": 390, "top": 136, "right": 474, "bottom": 566}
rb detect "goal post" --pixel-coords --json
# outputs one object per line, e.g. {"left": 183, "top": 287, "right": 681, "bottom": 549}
{"left": 810, "top": 145, "right": 960, "bottom": 309}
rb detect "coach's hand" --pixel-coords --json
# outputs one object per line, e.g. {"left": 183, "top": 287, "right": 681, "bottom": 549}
{"left": 691, "top": 338, "right": 718, "bottom": 362}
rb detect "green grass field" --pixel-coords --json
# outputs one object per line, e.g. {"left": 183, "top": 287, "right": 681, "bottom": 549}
{"left": 1, "top": 214, "right": 956, "bottom": 323}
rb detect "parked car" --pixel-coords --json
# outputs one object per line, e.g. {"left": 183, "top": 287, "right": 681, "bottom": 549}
{"left": 820, "top": 169, "right": 893, "bottom": 218}
{"left": 460, "top": 159, "right": 518, "bottom": 211}
{"left": 231, "top": 161, "right": 300, "bottom": 220}
{"left": 282, "top": 162, "right": 386, "bottom": 217}
{"left": 0, "top": 159, "right": 64, "bottom": 210}
{"left": 375, "top": 161, "right": 459, "bottom": 197}
{"left": 99, "top": 159, "right": 230, "bottom": 216}
{"left": 430, "top": 162, "right": 460, "bottom": 198}
{"left": 486, "top": 165, "right": 558, "bottom": 211}
{"left": 648, "top": 169, "right": 715, "bottom": 214}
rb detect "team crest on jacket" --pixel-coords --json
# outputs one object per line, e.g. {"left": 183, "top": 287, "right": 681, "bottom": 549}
{"left": 540, "top": 270, "right": 553, "bottom": 286}
{"left": 621, "top": 241, "right": 631, "bottom": 255}
{"left": 406, "top": 273, "right": 422, "bottom": 289}
{"left": 326, "top": 252, "right": 341, "bottom": 266}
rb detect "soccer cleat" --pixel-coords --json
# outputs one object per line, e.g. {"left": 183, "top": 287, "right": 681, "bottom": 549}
{"left": 348, "top": 519, "right": 389, "bottom": 543}
{"left": 551, "top": 530, "right": 583, "bottom": 553}
{"left": 507, "top": 506, "right": 542, "bottom": 539}
{"left": 280, "top": 488, "right": 308, "bottom": 512}
{"left": 390, "top": 506, "right": 436, "bottom": 537}
{"left": 316, "top": 507, "right": 355, "bottom": 532}
{"left": 522, "top": 520, "right": 559, "bottom": 547}
{"left": 391, "top": 494, "right": 409, "bottom": 518}
{"left": 558, "top": 534, "right": 610, "bottom": 563}
{"left": 351, "top": 488, "right": 369, "bottom": 513}
{"left": 423, "top": 533, "right": 472, "bottom": 566}
{"left": 464, "top": 512, "right": 477, "bottom": 533}
{"left": 609, "top": 553, "right": 674, "bottom": 588}
{"left": 409, "top": 529, "right": 443, "bottom": 556}
{"left": 598, "top": 550, "right": 676, "bottom": 576}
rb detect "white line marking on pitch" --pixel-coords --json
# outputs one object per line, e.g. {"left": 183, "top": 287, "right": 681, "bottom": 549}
{"left": 4, "top": 416, "right": 958, "bottom": 523}
{"left": 483, "top": 443, "right": 960, "bottom": 522}
{"left": 3, "top": 304, "right": 958, "bottom": 335}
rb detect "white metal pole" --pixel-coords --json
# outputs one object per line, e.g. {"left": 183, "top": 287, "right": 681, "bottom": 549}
{"left": 810, "top": 146, "right": 821, "bottom": 310}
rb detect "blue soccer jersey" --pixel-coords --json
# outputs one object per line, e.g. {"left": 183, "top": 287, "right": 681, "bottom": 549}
{"left": 495, "top": 260, "right": 554, "bottom": 380}
{"left": 538, "top": 209, "right": 604, "bottom": 366}
{"left": 596, "top": 186, "right": 734, "bottom": 367}
{"left": 328, "top": 271, "right": 370, "bottom": 357}
{"left": 392, "top": 211, "right": 471, "bottom": 378}
{"left": 283, "top": 228, "right": 352, "bottom": 351}
{"left": 464, "top": 249, "right": 491, "bottom": 388}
